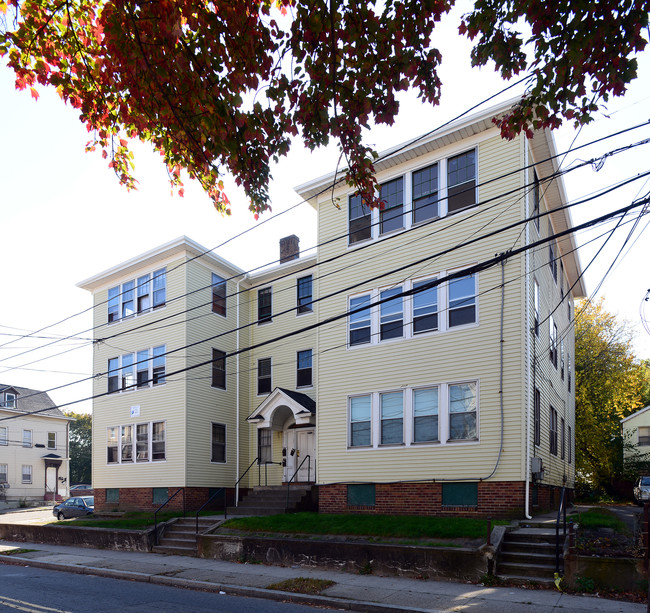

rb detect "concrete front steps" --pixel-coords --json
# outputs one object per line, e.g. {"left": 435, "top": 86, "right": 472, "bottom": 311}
{"left": 152, "top": 516, "right": 220, "bottom": 556}
{"left": 226, "top": 485, "right": 316, "bottom": 517}
{"left": 497, "top": 522, "right": 565, "bottom": 585}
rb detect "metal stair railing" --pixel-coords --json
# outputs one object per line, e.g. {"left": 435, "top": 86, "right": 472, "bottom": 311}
{"left": 555, "top": 485, "right": 567, "bottom": 574}
{"left": 195, "top": 487, "right": 226, "bottom": 534}
{"left": 286, "top": 454, "right": 311, "bottom": 511}
{"left": 153, "top": 487, "right": 185, "bottom": 545}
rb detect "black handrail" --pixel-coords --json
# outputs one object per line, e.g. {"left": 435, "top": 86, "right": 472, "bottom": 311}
{"left": 153, "top": 487, "right": 185, "bottom": 545}
{"left": 555, "top": 485, "right": 567, "bottom": 573}
{"left": 195, "top": 487, "right": 226, "bottom": 534}
{"left": 286, "top": 454, "right": 311, "bottom": 510}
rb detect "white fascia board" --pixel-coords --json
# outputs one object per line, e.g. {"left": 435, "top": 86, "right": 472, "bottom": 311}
{"left": 77, "top": 236, "right": 246, "bottom": 292}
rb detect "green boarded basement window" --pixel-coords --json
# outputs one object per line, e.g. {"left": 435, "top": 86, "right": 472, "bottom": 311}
{"left": 106, "top": 488, "right": 119, "bottom": 503}
{"left": 442, "top": 482, "right": 478, "bottom": 506}
{"left": 347, "top": 483, "right": 375, "bottom": 506}
{"left": 152, "top": 487, "right": 169, "bottom": 504}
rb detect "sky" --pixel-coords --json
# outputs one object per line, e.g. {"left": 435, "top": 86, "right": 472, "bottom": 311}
{"left": 1, "top": 3, "right": 650, "bottom": 414}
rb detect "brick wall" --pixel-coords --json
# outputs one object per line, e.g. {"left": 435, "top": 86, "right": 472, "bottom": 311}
{"left": 95, "top": 487, "right": 235, "bottom": 512}
{"left": 319, "top": 481, "right": 572, "bottom": 517}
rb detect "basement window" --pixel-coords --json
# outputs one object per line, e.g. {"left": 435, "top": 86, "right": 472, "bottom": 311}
{"left": 347, "top": 484, "right": 375, "bottom": 507}
{"left": 442, "top": 482, "right": 478, "bottom": 507}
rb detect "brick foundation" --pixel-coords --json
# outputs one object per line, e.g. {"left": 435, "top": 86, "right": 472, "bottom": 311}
{"left": 319, "top": 481, "right": 572, "bottom": 517}
{"left": 95, "top": 487, "right": 237, "bottom": 512}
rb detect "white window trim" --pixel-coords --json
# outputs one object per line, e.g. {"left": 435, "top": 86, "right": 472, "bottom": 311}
{"left": 296, "top": 349, "right": 314, "bottom": 389}
{"left": 347, "top": 380, "right": 479, "bottom": 450}
{"left": 107, "top": 267, "right": 166, "bottom": 324}
{"left": 47, "top": 432, "right": 57, "bottom": 450}
{"left": 0, "top": 426, "right": 7, "bottom": 446}
{"left": 257, "top": 357, "right": 272, "bottom": 396}
{"left": 22, "top": 429, "right": 32, "bottom": 448}
{"left": 108, "top": 345, "right": 166, "bottom": 393}
{"left": 106, "top": 421, "right": 166, "bottom": 465}
{"left": 0, "top": 463, "right": 7, "bottom": 483}
{"left": 348, "top": 269, "right": 478, "bottom": 349}
{"left": 22, "top": 465, "right": 32, "bottom": 483}
{"left": 210, "top": 422, "right": 227, "bottom": 464}
{"left": 347, "top": 145, "right": 479, "bottom": 249}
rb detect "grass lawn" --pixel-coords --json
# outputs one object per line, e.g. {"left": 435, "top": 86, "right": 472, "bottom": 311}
{"left": 574, "top": 508, "right": 628, "bottom": 533}
{"left": 223, "top": 512, "right": 508, "bottom": 540}
{"left": 62, "top": 510, "right": 222, "bottom": 530}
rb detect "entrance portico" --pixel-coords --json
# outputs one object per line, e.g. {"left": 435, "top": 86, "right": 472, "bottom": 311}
{"left": 247, "top": 388, "right": 316, "bottom": 483}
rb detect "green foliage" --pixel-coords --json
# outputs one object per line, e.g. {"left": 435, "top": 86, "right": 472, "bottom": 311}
{"left": 223, "top": 512, "right": 507, "bottom": 539}
{"left": 266, "top": 578, "right": 335, "bottom": 594}
{"left": 1, "top": 1, "right": 647, "bottom": 214}
{"left": 575, "top": 576, "right": 596, "bottom": 593}
{"left": 65, "top": 411, "right": 91, "bottom": 485}
{"left": 575, "top": 300, "right": 649, "bottom": 490}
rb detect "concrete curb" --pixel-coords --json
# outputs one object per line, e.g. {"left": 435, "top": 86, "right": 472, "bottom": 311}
{"left": 0, "top": 554, "right": 437, "bottom": 613}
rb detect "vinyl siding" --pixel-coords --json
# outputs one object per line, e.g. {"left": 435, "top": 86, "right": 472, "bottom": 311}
{"left": 314, "top": 133, "right": 529, "bottom": 484}
{"left": 91, "top": 256, "right": 188, "bottom": 488}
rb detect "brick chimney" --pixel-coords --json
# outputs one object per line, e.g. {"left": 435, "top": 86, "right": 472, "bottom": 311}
{"left": 279, "top": 235, "right": 300, "bottom": 264}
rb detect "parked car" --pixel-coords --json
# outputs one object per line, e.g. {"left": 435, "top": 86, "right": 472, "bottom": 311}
{"left": 633, "top": 476, "right": 650, "bottom": 505}
{"left": 53, "top": 496, "right": 94, "bottom": 520}
{"left": 70, "top": 484, "right": 93, "bottom": 492}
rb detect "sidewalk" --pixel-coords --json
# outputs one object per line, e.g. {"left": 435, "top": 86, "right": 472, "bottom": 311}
{"left": 0, "top": 539, "right": 643, "bottom": 613}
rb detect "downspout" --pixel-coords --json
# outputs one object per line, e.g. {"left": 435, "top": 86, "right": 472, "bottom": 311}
{"left": 524, "top": 143, "right": 533, "bottom": 519}
{"left": 235, "top": 277, "right": 243, "bottom": 505}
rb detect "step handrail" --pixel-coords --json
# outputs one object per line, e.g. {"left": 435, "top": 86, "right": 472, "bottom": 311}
{"left": 195, "top": 487, "right": 226, "bottom": 534}
{"left": 555, "top": 484, "right": 567, "bottom": 573}
{"left": 153, "top": 487, "right": 185, "bottom": 545}
{"left": 286, "top": 454, "right": 311, "bottom": 510}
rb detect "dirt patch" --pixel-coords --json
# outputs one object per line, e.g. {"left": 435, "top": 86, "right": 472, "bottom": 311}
{"left": 266, "top": 577, "right": 335, "bottom": 594}
{"left": 576, "top": 526, "right": 641, "bottom": 558}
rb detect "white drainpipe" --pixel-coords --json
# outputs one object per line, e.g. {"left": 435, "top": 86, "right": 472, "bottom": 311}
{"left": 524, "top": 142, "right": 533, "bottom": 520}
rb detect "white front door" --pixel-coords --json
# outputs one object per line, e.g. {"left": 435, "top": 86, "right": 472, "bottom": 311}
{"left": 284, "top": 428, "right": 316, "bottom": 482}
{"left": 296, "top": 430, "right": 315, "bottom": 482}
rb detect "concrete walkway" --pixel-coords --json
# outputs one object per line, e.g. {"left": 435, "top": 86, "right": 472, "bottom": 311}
{"left": 0, "top": 538, "right": 643, "bottom": 613}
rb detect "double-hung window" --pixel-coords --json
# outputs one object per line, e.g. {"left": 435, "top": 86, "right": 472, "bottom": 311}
{"left": 448, "top": 274, "right": 476, "bottom": 327}
{"left": 108, "top": 268, "right": 166, "bottom": 324}
{"left": 212, "top": 273, "right": 227, "bottom": 316}
{"left": 348, "top": 381, "right": 478, "bottom": 449}
{"left": 349, "top": 294, "right": 372, "bottom": 346}
{"left": 22, "top": 429, "right": 32, "bottom": 448}
{"left": 0, "top": 427, "right": 7, "bottom": 446}
{"left": 211, "top": 423, "right": 226, "bottom": 463}
{"left": 212, "top": 349, "right": 226, "bottom": 389}
{"left": 413, "top": 387, "right": 438, "bottom": 443}
{"left": 550, "top": 407, "right": 558, "bottom": 455}
{"left": 108, "top": 422, "right": 165, "bottom": 464}
{"left": 22, "top": 465, "right": 32, "bottom": 484}
{"left": 297, "top": 350, "right": 313, "bottom": 387}
{"left": 380, "top": 392, "right": 403, "bottom": 445}
{"left": 47, "top": 432, "right": 56, "bottom": 449}
{"left": 258, "top": 429, "right": 272, "bottom": 463}
{"left": 448, "top": 382, "right": 477, "bottom": 440}
{"left": 549, "top": 226, "right": 558, "bottom": 282}
{"left": 412, "top": 163, "right": 438, "bottom": 223}
{"left": 549, "top": 317, "right": 558, "bottom": 367}
{"left": 349, "top": 194, "right": 371, "bottom": 244}
{"left": 532, "top": 170, "right": 540, "bottom": 232}
{"left": 533, "top": 280, "right": 540, "bottom": 336}
{"left": 121, "top": 425, "right": 133, "bottom": 462}
{"left": 297, "top": 275, "right": 313, "bottom": 314}
{"left": 412, "top": 279, "right": 438, "bottom": 333}
{"left": 561, "top": 418, "right": 565, "bottom": 460}
{"left": 2, "top": 393, "right": 16, "bottom": 408}
{"left": 379, "top": 287, "right": 403, "bottom": 340}
{"left": 258, "top": 287, "right": 272, "bottom": 324}
{"left": 350, "top": 395, "right": 371, "bottom": 447}
{"left": 109, "top": 346, "right": 165, "bottom": 392}
{"left": 560, "top": 340, "right": 565, "bottom": 380}
{"left": 257, "top": 358, "right": 272, "bottom": 394}
{"left": 0, "top": 464, "right": 7, "bottom": 483}
{"left": 136, "top": 424, "right": 149, "bottom": 462}
{"left": 379, "top": 177, "right": 404, "bottom": 234}
{"left": 447, "top": 150, "right": 476, "bottom": 213}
